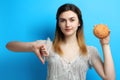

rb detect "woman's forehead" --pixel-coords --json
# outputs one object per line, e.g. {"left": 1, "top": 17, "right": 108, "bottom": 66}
{"left": 59, "top": 10, "right": 78, "bottom": 19}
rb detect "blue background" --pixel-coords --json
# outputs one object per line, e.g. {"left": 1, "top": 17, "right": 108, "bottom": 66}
{"left": 0, "top": 0, "right": 119, "bottom": 80}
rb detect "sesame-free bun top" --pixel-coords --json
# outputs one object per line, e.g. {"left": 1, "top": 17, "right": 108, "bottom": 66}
{"left": 93, "top": 24, "right": 110, "bottom": 39}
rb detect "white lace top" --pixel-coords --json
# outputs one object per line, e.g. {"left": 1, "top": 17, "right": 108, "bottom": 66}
{"left": 36, "top": 38, "right": 100, "bottom": 80}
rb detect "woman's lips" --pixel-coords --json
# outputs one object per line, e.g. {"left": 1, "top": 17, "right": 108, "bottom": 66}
{"left": 65, "top": 28, "right": 72, "bottom": 32}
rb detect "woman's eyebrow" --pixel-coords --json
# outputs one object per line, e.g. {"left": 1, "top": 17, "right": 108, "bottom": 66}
{"left": 59, "top": 17, "right": 76, "bottom": 20}
{"left": 59, "top": 18, "right": 65, "bottom": 20}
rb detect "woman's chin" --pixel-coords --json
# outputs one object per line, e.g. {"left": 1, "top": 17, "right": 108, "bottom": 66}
{"left": 64, "top": 32, "right": 75, "bottom": 37}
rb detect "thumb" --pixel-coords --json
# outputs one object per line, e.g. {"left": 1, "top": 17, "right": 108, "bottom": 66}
{"left": 35, "top": 49, "right": 45, "bottom": 64}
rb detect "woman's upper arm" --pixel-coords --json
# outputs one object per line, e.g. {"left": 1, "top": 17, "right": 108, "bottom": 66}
{"left": 92, "top": 57, "right": 106, "bottom": 79}
{"left": 88, "top": 46, "right": 106, "bottom": 79}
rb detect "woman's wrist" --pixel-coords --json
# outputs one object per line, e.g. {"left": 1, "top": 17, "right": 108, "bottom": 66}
{"left": 100, "top": 39, "right": 109, "bottom": 45}
{"left": 102, "top": 42, "right": 109, "bottom": 45}
{"left": 31, "top": 42, "right": 37, "bottom": 52}
{"left": 101, "top": 42, "right": 110, "bottom": 47}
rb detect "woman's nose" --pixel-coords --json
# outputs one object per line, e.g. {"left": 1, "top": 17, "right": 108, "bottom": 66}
{"left": 66, "top": 21, "right": 70, "bottom": 27}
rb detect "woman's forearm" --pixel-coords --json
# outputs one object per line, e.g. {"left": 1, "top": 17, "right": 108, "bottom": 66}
{"left": 102, "top": 44, "right": 115, "bottom": 80}
{"left": 6, "top": 41, "right": 35, "bottom": 52}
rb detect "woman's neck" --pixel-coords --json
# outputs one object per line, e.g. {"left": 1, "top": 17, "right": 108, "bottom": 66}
{"left": 64, "top": 35, "right": 78, "bottom": 45}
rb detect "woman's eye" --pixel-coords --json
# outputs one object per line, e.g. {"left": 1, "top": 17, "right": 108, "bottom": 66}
{"left": 70, "top": 19, "right": 75, "bottom": 22}
{"left": 59, "top": 19, "right": 65, "bottom": 22}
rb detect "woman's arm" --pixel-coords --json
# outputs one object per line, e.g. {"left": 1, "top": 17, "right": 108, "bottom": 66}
{"left": 6, "top": 41, "right": 48, "bottom": 64}
{"left": 93, "top": 35, "right": 115, "bottom": 80}
{"left": 6, "top": 41, "right": 35, "bottom": 52}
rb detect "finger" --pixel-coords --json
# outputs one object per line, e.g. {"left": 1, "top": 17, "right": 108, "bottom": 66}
{"left": 40, "top": 49, "right": 49, "bottom": 56}
{"left": 40, "top": 44, "right": 46, "bottom": 48}
{"left": 40, "top": 45, "right": 49, "bottom": 56}
{"left": 40, "top": 47, "right": 45, "bottom": 51}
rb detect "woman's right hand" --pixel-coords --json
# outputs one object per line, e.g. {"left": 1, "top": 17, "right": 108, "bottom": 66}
{"left": 32, "top": 43, "right": 49, "bottom": 64}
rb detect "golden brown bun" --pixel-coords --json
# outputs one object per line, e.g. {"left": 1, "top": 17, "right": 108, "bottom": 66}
{"left": 93, "top": 24, "right": 110, "bottom": 39}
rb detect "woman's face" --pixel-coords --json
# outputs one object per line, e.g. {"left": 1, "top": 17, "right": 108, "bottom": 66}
{"left": 58, "top": 10, "right": 80, "bottom": 37}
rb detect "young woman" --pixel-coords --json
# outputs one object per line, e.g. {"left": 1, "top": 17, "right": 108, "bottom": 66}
{"left": 6, "top": 3, "right": 115, "bottom": 80}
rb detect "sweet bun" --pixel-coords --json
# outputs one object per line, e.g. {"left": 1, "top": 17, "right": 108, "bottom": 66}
{"left": 93, "top": 24, "right": 110, "bottom": 39}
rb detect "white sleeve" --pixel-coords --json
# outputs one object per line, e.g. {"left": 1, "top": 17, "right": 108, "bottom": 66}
{"left": 88, "top": 46, "right": 101, "bottom": 68}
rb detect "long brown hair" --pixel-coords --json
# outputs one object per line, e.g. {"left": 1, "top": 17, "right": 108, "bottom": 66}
{"left": 53, "top": 3, "right": 87, "bottom": 55}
